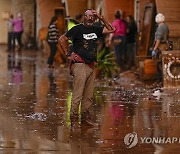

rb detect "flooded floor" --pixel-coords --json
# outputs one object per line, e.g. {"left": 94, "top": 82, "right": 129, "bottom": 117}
{"left": 0, "top": 45, "right": 179, "bottom": 154}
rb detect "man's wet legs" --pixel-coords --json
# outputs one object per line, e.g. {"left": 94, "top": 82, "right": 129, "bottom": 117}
{"left": 81, "top": 67, "right": 96, "bottom": 126}
{"left": 70, "top": 63, "right": 95, "bottom": 126}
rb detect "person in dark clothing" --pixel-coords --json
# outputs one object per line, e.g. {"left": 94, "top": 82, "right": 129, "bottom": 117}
{"left": 125, "top": 15, "right": 137, "bottom": 69}
{"left": 7, "top": 14, "right": 14, "bottom": 51}
{"left": 47, "top": 16, "right": 59, "bottom": 68}
{"left": 59, "top": 9, "right": 115, "bottom": 127}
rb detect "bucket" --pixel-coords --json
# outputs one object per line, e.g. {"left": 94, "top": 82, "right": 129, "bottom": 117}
{"left": 144, "top": 59, "right": 157, "bottom": 75}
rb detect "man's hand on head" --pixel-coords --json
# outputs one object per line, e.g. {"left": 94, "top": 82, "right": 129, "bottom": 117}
{"left": 91, "top": 10, "right": 103, "bottom": 20}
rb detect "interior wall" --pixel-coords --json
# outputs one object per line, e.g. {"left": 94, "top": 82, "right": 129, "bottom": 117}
{"left": 36, "top": 0, "right": 62, "bottom": 28}
{"left": 0, "top": 0, "right": 12, "bottom": 44}
{"left": 67, "top": 0, "right": 87, "bottom": 18}
{"left": 155, "top": 0, "right": 180, "bottom": 49}
{"left": 104, "top": 0, "right": 134, "bottom": 23}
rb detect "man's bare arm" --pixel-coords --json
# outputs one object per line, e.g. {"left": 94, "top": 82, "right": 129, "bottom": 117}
{"left": 153, "top": 40, "right": 160, "bottom": 51}
{"left": 100, "top": 17, "right": 116, "bottom": 34}
{"left": 59, "top": 35, "right": 69, "bottom": 55}
{"left": 92, "top": 10, "right": 115, "bottom": 34}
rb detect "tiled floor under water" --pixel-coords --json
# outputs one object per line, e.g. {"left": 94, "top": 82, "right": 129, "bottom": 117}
{"left": 0, "top": 46, "right": 179, "bottom": 154}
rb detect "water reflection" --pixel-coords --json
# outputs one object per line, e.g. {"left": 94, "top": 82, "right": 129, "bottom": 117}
{"left": 32, "top": 68, "right": 67, "bottom": 141}
{"left": 8, "top": 51, "right": 22, "bottom": 86}
{"left": 136, "top": 89, "right": 180, "bottom": 153}
{"left": 0, "top": 47, "right": 179, "bottom": 153}
{"left": 140, "top": 100, "right": 165, "bottom": 137}
{"left": 94, "top": 89, "right": 136, "bottom": 153}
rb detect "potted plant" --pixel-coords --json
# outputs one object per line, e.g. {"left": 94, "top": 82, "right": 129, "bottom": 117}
{"left": 96, "top": 47, "right": 118, "bottom": 79}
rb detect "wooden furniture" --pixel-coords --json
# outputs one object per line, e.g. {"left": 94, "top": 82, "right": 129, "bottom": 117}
{"left": 162, "top": 50, "right": 180, "bottom": 88}
{"left": 136, "top": 3, "right": 156, "bottom": 80}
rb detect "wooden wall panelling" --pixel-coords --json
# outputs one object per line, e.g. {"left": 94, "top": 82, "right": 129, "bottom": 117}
{"left": 104, "top": 0, "right": 134, "bottom": 23}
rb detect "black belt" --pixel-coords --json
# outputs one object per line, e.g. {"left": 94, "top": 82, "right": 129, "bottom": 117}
{"left": 71, "top": 61, "right": 84, "bottom": 64}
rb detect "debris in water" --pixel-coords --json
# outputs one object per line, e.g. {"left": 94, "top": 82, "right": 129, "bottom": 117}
{"left": 26, "top": 112, "right": 47, "bottom": 121}
{"left": 152, "top": 90, "right": 161, "bottom": 100}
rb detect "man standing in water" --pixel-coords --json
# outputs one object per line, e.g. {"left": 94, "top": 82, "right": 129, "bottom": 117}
{"left": 59, "top": 9, "right": 115, "bottom": 127}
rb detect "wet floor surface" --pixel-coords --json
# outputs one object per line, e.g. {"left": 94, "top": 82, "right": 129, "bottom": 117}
{"left": 0, "top": 45, "right": 179, "bottom": 154}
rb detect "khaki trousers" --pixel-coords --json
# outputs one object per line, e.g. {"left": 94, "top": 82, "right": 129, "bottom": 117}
{"left": 71, "top": 63, "right": 95, "bottom": 115}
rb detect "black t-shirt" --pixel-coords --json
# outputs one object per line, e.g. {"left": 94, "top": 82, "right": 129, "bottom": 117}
{"left": 65, "top": 24, "right": 103, "bottom": 64}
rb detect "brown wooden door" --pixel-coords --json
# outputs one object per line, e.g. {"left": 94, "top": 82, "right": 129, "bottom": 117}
{"left": 137, "top": 3, "right": 155, "bottom": 56}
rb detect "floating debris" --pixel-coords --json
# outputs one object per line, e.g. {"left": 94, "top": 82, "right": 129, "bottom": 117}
{"left": 152, "top": 90, "right": 161, "bottom": 100}
{"left": 25, "top": 112, "right": 47, "bottom": 121}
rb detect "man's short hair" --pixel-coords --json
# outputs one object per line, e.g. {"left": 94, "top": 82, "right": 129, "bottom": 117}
{"left": 84, "top": 9, "right": 93, "bottom": 15}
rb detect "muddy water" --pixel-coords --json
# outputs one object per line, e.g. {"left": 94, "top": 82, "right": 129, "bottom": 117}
{"left": 0, "top": 46, "right": 179, "bottom": 154}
